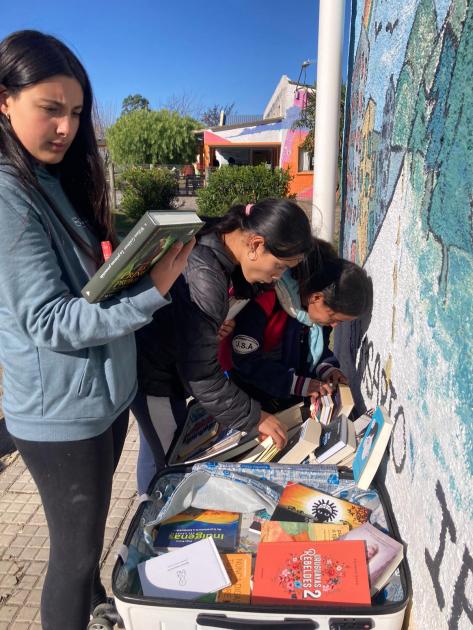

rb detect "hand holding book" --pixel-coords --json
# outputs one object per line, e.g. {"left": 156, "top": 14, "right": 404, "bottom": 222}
{"left": 322, "top": 368, "right": 349, "bottom": 386}
{"left": 257, "top": 411, "right": 288, "bottom": 450}
{"left": 149, "top": 237, "right": 196, "bottom": 296}
{"left": 307, "top": 378, "right": 334, "bottom": 396}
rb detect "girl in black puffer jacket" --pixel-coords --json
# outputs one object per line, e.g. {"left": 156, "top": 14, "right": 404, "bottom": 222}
{"left": 133, "top": 198, "right": 314, "bottom": 492}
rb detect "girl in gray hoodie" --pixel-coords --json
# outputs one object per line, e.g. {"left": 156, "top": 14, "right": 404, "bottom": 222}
{"left": 0, "top": 30, "right": 193, "bottom": 630}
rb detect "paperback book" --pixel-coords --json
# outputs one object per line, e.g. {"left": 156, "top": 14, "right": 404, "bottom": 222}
{"left": 153, "top": 508, "right": 241, "bottom": 552}
{"left": 82, "top": 210, "right": 203, "bottom": 303}
{"left": 252, "top": 540, "right": 371, "bottom": 606}
{"left": 217, "top": 553, "right": 252, "bottom": 604}
{"left": 314, "top": 394, "right": 334, "bottom": 426}
{"left": 339, "top": 522, "right": 404, "bottom": 594}
{"left": 353, "top": 410, "right": 375, "bottom": 440}
{"left": 271, "top": 482, "right": 371, "bottom": 529}
{"left": 332, "top": 384, "right": 355, "bottom": 419}
{"left": 138, "top": 537, "right": 230, "bottom": 600}
{"left": 260, "top": 521, "right": 349, "bottom": 543}
{"left": 277, "top": 417, "right": 322, "bottom": 464}
{"left": 314, "top": 415, "right": 356, "bottom": 465}
{"left": 352, "top": 406, "right": 394, "bottom": 490}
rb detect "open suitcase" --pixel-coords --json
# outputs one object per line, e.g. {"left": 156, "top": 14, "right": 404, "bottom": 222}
{"left": 109, "top": 462, "right": 411, "bottom": 630}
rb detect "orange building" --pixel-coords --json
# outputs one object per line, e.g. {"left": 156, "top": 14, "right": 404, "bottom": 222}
{"left": 195, "top": 75, "right": 314, "bottom": 200}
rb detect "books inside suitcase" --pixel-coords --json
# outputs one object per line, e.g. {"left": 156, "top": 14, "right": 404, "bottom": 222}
{"left": 112, "top": 463, "right": 411, "bottom": 630}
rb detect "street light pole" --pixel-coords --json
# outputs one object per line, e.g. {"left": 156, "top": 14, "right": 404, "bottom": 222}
{"left": 311, "top": 0, "right": 346, "bottom": 242}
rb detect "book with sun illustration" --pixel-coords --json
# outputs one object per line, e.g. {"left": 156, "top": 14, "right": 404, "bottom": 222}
{"left": 252, "top": 540, "right": 371, "bottom": 606}
{"left": 270, "top": 482, "right": 371, "bottom": 529}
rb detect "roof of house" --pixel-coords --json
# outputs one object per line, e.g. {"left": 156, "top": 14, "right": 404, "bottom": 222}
{"left": 194, "top": 116, "right": 284, "bottom": 135}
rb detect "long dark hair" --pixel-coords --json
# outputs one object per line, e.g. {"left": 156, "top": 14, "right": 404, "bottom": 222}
{"left": 299, "top": 238, "right": 373, "bottom": 317}
{"left": 0, "top": 30, "right": 116, "bottom": 265}
{"left": 201, "top": 198, "right": 313, "bottom": 259}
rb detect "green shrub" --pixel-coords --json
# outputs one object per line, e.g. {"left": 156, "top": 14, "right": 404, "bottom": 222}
{"left": 119, "top": 167, "right": 178, "bottom": 222}
{"left": 196, "top": 165, "right": 295, "bottom": 217}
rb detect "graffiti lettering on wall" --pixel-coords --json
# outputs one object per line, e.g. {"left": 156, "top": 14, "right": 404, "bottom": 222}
{"left": 425, "top": 481, "right": 473, "bottom": 627}
{"left": 358, "top": 333, "right": 473, "bottom": 628}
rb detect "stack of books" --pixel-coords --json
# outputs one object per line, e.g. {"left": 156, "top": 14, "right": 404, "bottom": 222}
{"left": 311, "top": 383, "right": 355, "bottom": 426}
{"left": 313, "top": 414, "right": 357, "bottom": 465}
{"left": 137, "top": 480, "right": 403, "bottom": 606}
{"left": 168, "top": 402, "right": 319, "bottom": 466}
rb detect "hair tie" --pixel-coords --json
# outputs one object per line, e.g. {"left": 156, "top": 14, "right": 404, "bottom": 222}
{"left": 245, "top": 203, "right": 254, "bottom": 216}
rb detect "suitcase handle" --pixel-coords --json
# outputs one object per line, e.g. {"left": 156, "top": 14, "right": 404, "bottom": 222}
{"left": 196, "top": 614, "right": 318, "bottom": 629}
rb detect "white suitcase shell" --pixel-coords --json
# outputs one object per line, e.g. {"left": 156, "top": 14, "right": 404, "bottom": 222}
{"left": 112, "top": 464, "right": 411, "bottom": 630}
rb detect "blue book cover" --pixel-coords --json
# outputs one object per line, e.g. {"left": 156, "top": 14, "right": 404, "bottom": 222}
{"left": 353, "top": 406, "right": 392, "bottom": 488}
{"left": 154, "top": 509, "right": 241, "bottom": 551}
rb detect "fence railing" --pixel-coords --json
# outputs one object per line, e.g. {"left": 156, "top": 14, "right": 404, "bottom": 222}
{"left": 224, "top": 114, "right": 263, "bottom": 125}
{"left": 107, "top": 163, "right": 205, "bottom": 209}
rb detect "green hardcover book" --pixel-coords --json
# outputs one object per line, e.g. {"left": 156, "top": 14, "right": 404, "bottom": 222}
{"left": 81, "top": 210, "right": 203, "bottom": 303}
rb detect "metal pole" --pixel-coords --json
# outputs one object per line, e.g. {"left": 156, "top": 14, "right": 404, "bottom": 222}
{"left": 311, "top": 0, "right": 345, "bottom": 241}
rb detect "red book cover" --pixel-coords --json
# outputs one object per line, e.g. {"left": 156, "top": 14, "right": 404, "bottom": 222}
{"left": 252, "top": 540, "right": 371, "bottom": 606}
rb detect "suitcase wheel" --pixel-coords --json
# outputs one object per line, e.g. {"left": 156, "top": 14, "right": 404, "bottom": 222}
{"left": 87, "top": 617, "right": 114, "bottom": 630}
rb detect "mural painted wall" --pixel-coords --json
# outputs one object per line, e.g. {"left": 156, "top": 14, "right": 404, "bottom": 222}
{"left": 337, "top": 1, "right": 473, "bottom": 628}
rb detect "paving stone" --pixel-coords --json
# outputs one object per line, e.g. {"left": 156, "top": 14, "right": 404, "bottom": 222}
{"left": 0, "top": 606, "right": 17, "bottom": 622}
{"left": 4, "top": 587, "right": 29, "bottom": 605}
{"left": 0, "top": 417, "right": 141, "bottom": 628}
{"left": 25, "top": 588, "right": 41, "bottom": 607}
{"left": 14, "top": 605, "right": 37, "bottom": 622}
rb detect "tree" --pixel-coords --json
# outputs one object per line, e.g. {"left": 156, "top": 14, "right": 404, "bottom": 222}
{"left": 92, "top": 100, "right": 119, "bottom": 140}
{"left": 293, "top": 85, "right": 346, "bottom": 156}
{"left": 106, "top": 109, "right": 199, "bottom": 165}
{"left": 162, "top": 91, "right": 202, "bottom": 118}
{"left": 121, "top": 94, "right": 150, "bottom": 116}
{"left": 200, "top": 103, "right": 235, "bottom": 127}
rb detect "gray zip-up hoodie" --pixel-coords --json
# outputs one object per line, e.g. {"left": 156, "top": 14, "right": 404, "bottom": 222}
{"left": 0, "top": 161, "right": 168, "bottom": 441}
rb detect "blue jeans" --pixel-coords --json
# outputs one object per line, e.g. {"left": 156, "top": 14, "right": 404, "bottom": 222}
{"left": 131, "top": 391, "right": 187, "bottom": 494}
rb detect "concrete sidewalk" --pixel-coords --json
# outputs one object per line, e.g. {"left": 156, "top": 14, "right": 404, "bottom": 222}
{"left": 0, "top": 417, "right": 141, "bottom": 629}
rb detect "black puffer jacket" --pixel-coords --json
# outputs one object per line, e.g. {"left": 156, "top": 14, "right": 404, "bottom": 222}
{"left": 137, "top": 232, "right": 261, "bottom": 432}
{"left": 135, "top": 302, "right": 186, "bottom": 400}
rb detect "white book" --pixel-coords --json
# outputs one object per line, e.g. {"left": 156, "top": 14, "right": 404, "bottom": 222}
{"left": 137, "top": 537, "right": 230, "bottom": 600}
{"left": 332, "top": 383, "right": 355, "bottom": 419}
{"left": 339, "top": 522, "right": 404, "bottom": 594}
{"left": 277, "top": 417, "right": 322, "bottom": 464}
{"left": 353, "top": 412, "right": 375, "bottom": 438}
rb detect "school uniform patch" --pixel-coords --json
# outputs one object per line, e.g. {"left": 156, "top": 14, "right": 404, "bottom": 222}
{"left": 232, "top": 335, "right": 259, "bottom": 354}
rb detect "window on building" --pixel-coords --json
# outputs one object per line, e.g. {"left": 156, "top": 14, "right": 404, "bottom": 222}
{"left": 298, "top": 148, "right": 314, "bottom": 172}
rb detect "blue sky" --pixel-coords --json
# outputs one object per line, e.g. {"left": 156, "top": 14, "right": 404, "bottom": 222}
{"left": 1, "top": 0, "right": 351, "bottom": 119}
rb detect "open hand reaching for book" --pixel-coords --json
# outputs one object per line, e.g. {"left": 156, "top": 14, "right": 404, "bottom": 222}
{"left": 257, "top": 411, "right": 288, "bottom": 450}
{"left": 150, "top": 238, "right": 196, "bottom": 296}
